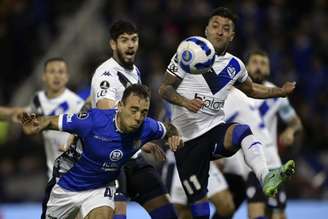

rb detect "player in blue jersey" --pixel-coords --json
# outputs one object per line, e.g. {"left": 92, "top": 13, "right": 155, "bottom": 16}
{"left": 159, "top": 7, "right": 296, "bottom": 219}
{"left": 21, "top": 84, "right": 182, "bottom": 219}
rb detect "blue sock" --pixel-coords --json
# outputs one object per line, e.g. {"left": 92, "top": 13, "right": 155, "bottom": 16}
{"left": 149, "top": 204, "right": 178, "bottom": 219}
{"left": 191, "top": 201, "right": 210, "bottom": 219}
{"left": 113, "top": 215, "right": 126, "bottom": 219}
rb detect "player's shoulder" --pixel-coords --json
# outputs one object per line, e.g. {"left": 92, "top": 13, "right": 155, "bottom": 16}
{"left": 214, "top": 52, "right": 246, "bottom": 72}
{"left": 83, "top": 108, "right": 116, "bottom": 126}
{"left": 94, "top": 58, "right": 117, "bottom": 77}
{"left": 64, "top": 89, "right": 84, "bottom": 102}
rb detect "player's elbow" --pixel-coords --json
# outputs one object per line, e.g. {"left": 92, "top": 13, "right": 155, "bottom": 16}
{"left": 158, "top": 84, "right": 167, "bottom": 98}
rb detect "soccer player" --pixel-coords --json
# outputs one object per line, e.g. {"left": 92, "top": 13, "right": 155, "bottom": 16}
{"left": 27, "top": 57, "right": 84, "bottom": 178}
{"left": 159, "top": 7, "right": 296, "bottom": 219}
{"left": 21, "top": 84, "right": 182, "bottom": 219}
{"left": 245, "top": 50, "right": 303, "bottom": 219}
{"left": 223, "top": 86, "right": 279, "bottom": 219}
{"left": 57, "top": 20, "right": 178, "bottom": 219}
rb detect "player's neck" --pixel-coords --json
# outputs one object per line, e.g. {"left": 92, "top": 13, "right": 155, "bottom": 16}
{"left": 115, "top": 112, "right": 126, "bottom": 133}
{"left": 45, "top": 88, "right": 66, "bottom": 99}
{"left": 112, "top": 55, "right": 133, "bottom": 70}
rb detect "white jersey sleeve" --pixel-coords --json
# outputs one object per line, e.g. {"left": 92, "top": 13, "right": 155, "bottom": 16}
{"left": 166, "top": 53, "right": 188, "bottom": 79}
{"left": 277, "top": 98, "right": 296, "bottom": 122}
{"left": 91, "top": 70, "right": 119, "bottom": 106}
{"left": 236, "top": 59, "right": 248, "bottom": 83}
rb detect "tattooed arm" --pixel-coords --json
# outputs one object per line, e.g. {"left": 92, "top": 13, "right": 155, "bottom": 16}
{"left": 159, "top": 72, "right": 204, "bottom": 112}
{"left": 236, "top": 76, "right": 296, "bottom": 99}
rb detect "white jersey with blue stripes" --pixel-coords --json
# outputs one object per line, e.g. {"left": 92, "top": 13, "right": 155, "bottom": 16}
{"left": 167, "top": 52, "right": 248, "bottom": 141}
{"left": 90, "top": 57, "right": 141, "bottom": 108}
{"left": 224, "top": 87, "right": 281, "bottom": 169}
{"left": 253, "top": 81, "right": 296, "bottom": 147}
{"left": 28, "top": 89, "right": 84, "bottom": 178}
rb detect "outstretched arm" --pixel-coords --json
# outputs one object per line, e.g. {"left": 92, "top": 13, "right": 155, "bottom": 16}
{"left": 21, "top": 112, "right": 59, "bottom": 135}
{"left": 236, "top": 77, "right": 295, "bottom": 99}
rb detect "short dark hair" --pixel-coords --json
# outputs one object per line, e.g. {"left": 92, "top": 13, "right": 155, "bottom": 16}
{"left": 209, "top": 7, "right": 238, "bottom": 28}
{"left": 110, "top": 20, "right": 138, "bottom": 40}
{"left": 246, "top": 49, "right": 269, "bottom": 64}
{"left": 44, "top": 57, "right": 67, "bottom": 71}
{"left": 121, "top": 84, "right": 150, "bottom": 104}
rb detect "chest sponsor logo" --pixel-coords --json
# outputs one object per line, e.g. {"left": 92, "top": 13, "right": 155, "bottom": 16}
{"left": 109, "top": 149, "right": 123, "bottom": 161}
{"left": 194, "top": 93, "right": 223, "bottom": 111}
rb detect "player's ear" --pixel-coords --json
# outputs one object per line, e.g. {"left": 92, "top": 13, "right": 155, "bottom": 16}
{"left": 117, "top": 101, "right": 122, "bottom": 111}
{"left": 205, "top": 27, "right": 208, "bottom": 37}
{"left": 109, "top": 39, "right": 116, "bottom": 50}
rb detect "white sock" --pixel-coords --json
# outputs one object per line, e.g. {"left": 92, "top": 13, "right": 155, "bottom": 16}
{"left": 241, "top": 135, "right": 269, "bottom": 184}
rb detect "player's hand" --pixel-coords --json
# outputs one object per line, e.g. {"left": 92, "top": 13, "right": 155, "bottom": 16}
{"left": 168, "top": 135, "right": 183, "bottom": 152}
{"left": 142, "top": 142, "right": 166, "bottom": 161}
{"left": 183, "top": 98, "right": 205, "bottom": 113}
{"left": 20, "top": 112, "right": 41, "bottom": 135}
{"left": 280, "top": 81, "right": 296, "bottom": 96}
{"left": 279, "top": 128, "right": 295, "bottom": 146}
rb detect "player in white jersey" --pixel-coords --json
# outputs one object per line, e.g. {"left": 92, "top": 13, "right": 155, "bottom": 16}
{"left": 159, "top": 7, "right": 296, "bottom": 219}
{"left": 223, "top": 87, "right": 279, "bottom": 219}
{"left": 245, "top": 50, "right": 302, "bottom": 219}
{"left": 88, "top": 20, "right": 178, "bottom": 219}
{"left": 26, "top": 57, "right": 84, "bottom": 178}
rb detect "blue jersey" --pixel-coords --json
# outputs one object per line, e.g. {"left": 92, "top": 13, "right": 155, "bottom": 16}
{"left": 57, "top": 109, "right": 166, "bottom": 191}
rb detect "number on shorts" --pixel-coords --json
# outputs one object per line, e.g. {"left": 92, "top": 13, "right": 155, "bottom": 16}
{"left": 104, "top": 187, "right": 112, "bottom": 198}
{"left": 183, "top": 175, "right": 201, "bottom": 195}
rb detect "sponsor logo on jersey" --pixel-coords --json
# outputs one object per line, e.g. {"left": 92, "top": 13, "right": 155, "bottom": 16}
{"left": 109, "top": 149, "right": 123, "bottom": 161}
{"left": 102, "top": 71, "right": 111, "bottom": 76}
{"left": 227, "top": 66, "right": 236, "bottom": 78}
{"left": 97, "top": 89, "right": 108, "bottom": 97}
{"left": 66, "top": 113, "right": 73, "bottom": 122}
{"left": 168, "top": 63, "right": 178, "bottom": 74}
{"left": 102, "top": 162, "right": 119, "bottom": 172}
{"left": 194, "top": 93, "right": 224, "bottom": 111}
{"left": 77, "top": 112, "right": 89, "bottom": 120}
{"left": 100, "top": 80, "right": 110, "bottom": 89}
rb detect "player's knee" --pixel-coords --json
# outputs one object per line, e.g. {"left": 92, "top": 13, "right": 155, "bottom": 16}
{"left": 231, "top": 124, "right": 252, "bottom": 148}
{"left": 210, "top": 191, "right": 235, "bottom": 216}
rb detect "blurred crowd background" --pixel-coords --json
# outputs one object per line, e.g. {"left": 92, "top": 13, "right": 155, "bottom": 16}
{"left": 0, "top": 0, "right": 327, "bottom": 203}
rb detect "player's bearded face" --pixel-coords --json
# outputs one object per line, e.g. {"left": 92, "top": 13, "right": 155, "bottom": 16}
{"left": 118, "top": 95, "right": 149, "bottom": 133}
{"left": 206, "top": 16, "right": 235, "bottom": 55}
{"left": 42, "top": 61, "right": 69, "bottom": 93}
{"left": 113, "top": 33, "right": 139, "bottom": 69}
{"left": 247, "top": 55, "right": 270, "bottom": 83}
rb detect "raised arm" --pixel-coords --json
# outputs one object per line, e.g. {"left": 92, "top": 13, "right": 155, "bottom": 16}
{"left": 159, "top": 72, "right": 204, "bottom": 112}
{"left": 236, "top": 76, "right": 295, "bottom": 99}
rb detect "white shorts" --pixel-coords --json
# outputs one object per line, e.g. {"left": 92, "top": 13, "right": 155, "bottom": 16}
{"left": 45, "top": 183, "right": 116, "bottom": 218}
{"left": 170, "top": 162, "right": 228, "bottom": 205}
